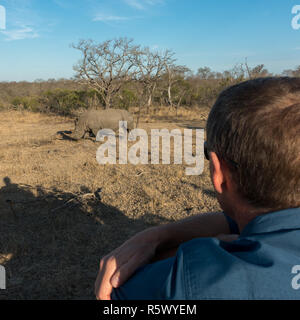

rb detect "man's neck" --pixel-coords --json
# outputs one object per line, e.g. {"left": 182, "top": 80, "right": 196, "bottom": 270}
{"left": 224, "top": 196, "right": 272, "bottom": 233}
{"left": 234, "top": 207, "right": 264, "bottom": 233}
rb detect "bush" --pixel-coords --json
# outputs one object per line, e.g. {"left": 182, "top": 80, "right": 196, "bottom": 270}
{"left": 39, "top": 89, "right": 87, "bottom": 115}
{"left": 11, "top": 96, "right": 40, "bottom": 112}
{"left": 10, "top": 89, "right": 105, "bottom": 116}
{"left": 115, "top": 89, "right": 138, "bottom": 110}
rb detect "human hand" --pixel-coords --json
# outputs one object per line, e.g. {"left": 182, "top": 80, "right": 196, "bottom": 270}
{"left": 94, "top": 227, "right": 162, "bottom": 300}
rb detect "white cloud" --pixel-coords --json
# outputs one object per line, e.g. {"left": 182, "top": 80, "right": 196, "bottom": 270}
{"left": 0, "top": 0, "right": 46, "bottom": 41}
{"left": 124, "top": 0, "right": 164, "bottom": 10}
{"left": 52, "top": 0, "right": 69, "bottom": 8}
{"left": 1, "top": 25, "right": 39, "bottom": 41}
{"left": 93, "top": 14, "right": 130, "bottom": 22}
{"left": 125, "top": 0, "right": 145, "bottom": 10}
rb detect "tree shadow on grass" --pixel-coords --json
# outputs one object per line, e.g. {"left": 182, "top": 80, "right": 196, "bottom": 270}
{"left": 0, "top": 177, "right": 171, "bottom": 300}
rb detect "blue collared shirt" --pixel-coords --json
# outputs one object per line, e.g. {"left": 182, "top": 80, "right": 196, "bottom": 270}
{"left": 112, "top": 207, "right": 300, "bottom": 300}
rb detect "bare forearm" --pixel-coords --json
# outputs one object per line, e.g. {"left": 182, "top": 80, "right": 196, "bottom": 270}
{"left": 95, "top": 212, "right": 235, "bottom": 299}
{"left": 152, "top": 211, "right": 232, "bottom": 253}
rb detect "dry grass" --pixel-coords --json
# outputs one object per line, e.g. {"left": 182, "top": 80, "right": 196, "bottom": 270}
{"left": 0, "top": 109, "right": 220, "bottom": 299}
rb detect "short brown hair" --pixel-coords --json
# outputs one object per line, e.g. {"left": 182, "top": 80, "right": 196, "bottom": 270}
{"left": 206, "top": 77, "right": 300, "bottom": 210}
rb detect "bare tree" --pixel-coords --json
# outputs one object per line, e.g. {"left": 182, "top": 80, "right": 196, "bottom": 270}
{"left": 197, "top": 67, "right": 213, "bottom": 80}
{"left": 222, "top": 60, "right": 270, "bottom": 83}
{"left": 72, "top": 37, "right": 140, "bottom": 109}
{"left": 244, "top": 59, "right": 270, "bottom": 79}
{"left": 220, "top": 64, "right": 245, "bottom": 84}
{"left": 134, "top": 47, "right": 175, "bottom": 113}
{"left": 165, "top": 64, "right": 190, "bottom": 107}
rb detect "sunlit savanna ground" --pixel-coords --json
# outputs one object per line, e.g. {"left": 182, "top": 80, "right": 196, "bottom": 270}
{"left": 0, "top": 108, "right": 220, "bottom": 299}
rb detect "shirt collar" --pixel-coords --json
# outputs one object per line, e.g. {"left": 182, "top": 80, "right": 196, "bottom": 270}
{"left": 240, "top": 207, "right": 300, "bottom": 237}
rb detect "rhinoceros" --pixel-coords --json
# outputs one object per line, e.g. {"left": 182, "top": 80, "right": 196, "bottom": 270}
{"left": 70, "top": 109, "right": 134, "bottom": 140}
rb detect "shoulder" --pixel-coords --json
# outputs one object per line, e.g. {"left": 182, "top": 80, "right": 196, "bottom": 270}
{"left": 177, "top": 238, "right": 251, "bottom": 299}
{"left": 112, "top": 237, "right": 257, "bottom": 300}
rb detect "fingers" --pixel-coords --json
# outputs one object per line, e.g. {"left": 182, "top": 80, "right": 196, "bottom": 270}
{"left": 95, "top": 269, "right": 104, "bottom": 300}
{"left": 110, "top": 252, "right": 149, "bottom": 288}
{"left": 95, "top": 255, "right": 118, "bottom": 300}
{"left": 94, "top": 231, "right": 159, "bottom": 300}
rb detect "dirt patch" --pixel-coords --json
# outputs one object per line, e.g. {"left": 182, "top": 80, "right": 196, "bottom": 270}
{"left": 0, "top": 110, "right": 220, "bottom": 299}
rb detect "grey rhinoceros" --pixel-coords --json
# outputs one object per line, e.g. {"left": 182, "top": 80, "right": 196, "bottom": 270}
{"left": 70, "top": 109, "right": 134, "bottom": 140}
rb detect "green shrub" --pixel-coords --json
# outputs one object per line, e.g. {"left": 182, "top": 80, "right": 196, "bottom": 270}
{"left": 11, "top": 96, "right": 40, "bottom": 111}
{"left": 115, "top": 89, "right": 138, "bottom": 110}
{"left": 39, "top": 89, "right": 85, "bottom": 115}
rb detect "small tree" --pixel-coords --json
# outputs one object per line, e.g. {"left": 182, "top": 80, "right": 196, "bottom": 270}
{"left": 244, "top": 59, "right": 270, "bottom": 79}
{"left": 134, "top": 47, "right": 175, "bottom": 113}
{"left": 165, "top": 64, "right": 190, "bottom": 108}
{"left": 197, "top": 67, "right": 214, "bottom": 80}
{"left": 72, "top": 37, "right": 140, "bottom": 109}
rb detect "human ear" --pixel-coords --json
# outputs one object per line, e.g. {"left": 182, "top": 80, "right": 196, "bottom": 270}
{"left": 210, "top": 151, "right": 224, "bottom": 194}
{"left": 210, "top": 152, "right": 236, "bottom": 195}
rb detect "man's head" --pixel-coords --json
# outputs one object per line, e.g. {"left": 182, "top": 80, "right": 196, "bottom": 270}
{"left": 206, "top": 77, "right": 300, "bottom": 219}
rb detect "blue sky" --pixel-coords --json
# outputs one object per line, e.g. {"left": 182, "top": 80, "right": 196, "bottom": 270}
{"left": 0, "top": 0, "right": 299, "bottom": 81}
